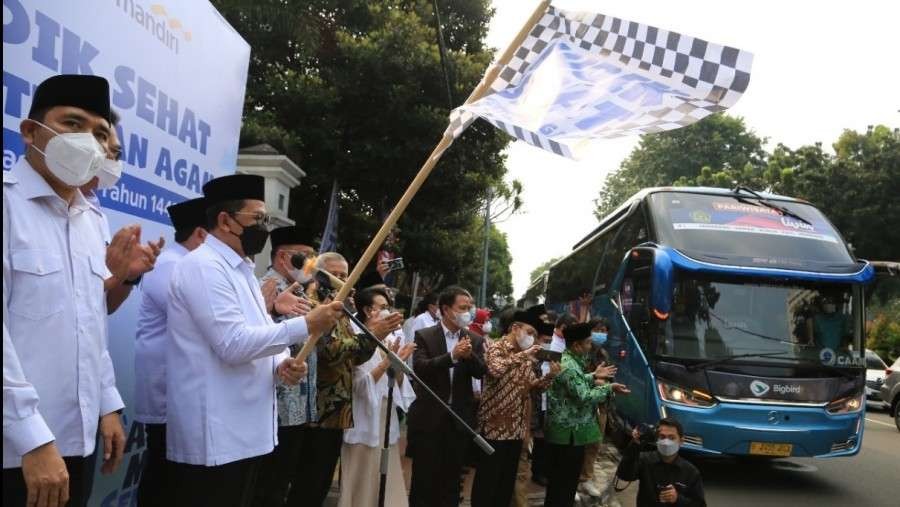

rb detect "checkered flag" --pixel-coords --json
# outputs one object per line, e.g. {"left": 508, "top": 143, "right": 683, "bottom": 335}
{"left": 444, "top": 4, "right": 753, "bottom": 159}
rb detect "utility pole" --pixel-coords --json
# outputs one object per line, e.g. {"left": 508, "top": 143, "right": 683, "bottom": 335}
{"left": 479, "top": 189, "right": 491, "bottom": 308}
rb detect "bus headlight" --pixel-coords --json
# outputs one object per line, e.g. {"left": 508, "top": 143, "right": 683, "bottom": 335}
{"left": 826, "top": 393, "right": 865, "bottom": 414}
{"left": 657, "top": 380, "right": 717, "bottom": 408}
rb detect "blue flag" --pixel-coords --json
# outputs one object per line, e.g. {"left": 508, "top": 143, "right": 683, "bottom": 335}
{"left": 319, "top": 180, "right": 339, "bottom": 252}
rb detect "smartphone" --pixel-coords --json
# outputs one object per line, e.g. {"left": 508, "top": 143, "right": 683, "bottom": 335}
{"left": 535, "top": 349, "right": 562, "bottom": 362}
{"left": 386, "top": 257, "right": 405, "bottom": 271}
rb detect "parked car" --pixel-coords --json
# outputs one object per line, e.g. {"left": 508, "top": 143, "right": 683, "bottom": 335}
{"left": 879, "top": 356, "right": 900, "bottom": 432}
{"left": 865, "top": 349, "right": 888, "bottom": 405}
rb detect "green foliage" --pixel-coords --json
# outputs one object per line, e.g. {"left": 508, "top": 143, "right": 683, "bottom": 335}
{"left": 868, "top": 299, "right": 900, "bottom": 363}
{"left": 595, "top": 114, "right": 767, "bottom": 219}
{"left": 213, "top": 0, "right": 515, "bottom": 300}
{"left": 595, "top": 118, "right": 899, "bottom": 264}
{"left": 529, "top": 256, "right": 560, "bottom": 285}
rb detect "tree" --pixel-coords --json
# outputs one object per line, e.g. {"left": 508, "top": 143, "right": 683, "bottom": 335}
{"left": 529, "top": 256, "right": 560, "bottom": 285}
{"left": 868, "top": 299, "right": 900, "bottom": 363}
{"left": 595, "top": 114, "right": 767, "bottom": 219}
{"left": 213, "top": 0, "right": 515, "bottom": 295}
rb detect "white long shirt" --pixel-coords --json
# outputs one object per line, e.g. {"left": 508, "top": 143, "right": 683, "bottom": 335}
{"left": 344, "top": 341, "right": 416, "bottom": 448}
{"left": 409, "top": 311, "right": 440, "bottom": 338}
{"left": 133, "top": 242, "right": 189, "bottom": 424}
{"left": 165, "top": 235, "right": 309, "bottom": 466}
{"left": 3, "top": 160, "right": 123, "bottom": 468}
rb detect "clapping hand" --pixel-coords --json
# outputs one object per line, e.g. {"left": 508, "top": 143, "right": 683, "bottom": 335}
{"left": 594, "top": 361, "right": 618, "bottom": 380}
{"left": 397, "top": 342, "right": 416, "bottom": 362}
{"left": 452, "top": 336, "right": 473, "bottom": 360}
{"left": 107, "top": 225, "right": 164, "bottom": 283}
{"left": 274, "top": 282, "right": 311, "bottom": 317}
{"left": 611, "top": 382, "right": 631, "bottom": 395}
{"left": 367, "top": 311, "right": 404, "bottom": 340}
{"left": 261, "top": 278, "right": 278, "bottom": 313}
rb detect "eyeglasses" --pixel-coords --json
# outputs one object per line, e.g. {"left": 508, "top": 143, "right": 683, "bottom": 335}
{"left": 231, "top": 212, "right": 272, "bottom": 228}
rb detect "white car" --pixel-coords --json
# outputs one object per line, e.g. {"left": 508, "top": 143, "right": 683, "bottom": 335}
{"left": 865, "top": 349, "right": 888, "bottom": 407}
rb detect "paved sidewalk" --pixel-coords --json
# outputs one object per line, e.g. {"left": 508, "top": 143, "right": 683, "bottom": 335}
{"left": 325, "top": 434, "right": 637, "bottom": 506}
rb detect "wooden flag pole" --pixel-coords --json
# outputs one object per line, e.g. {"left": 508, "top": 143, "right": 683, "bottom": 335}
{"left": 296, "top": 0, "right": 550, "bottom": 362}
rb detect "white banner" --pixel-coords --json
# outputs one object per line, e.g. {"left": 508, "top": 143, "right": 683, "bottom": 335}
{"left": 3, "top": 1, "right": 249, "bottom": 504}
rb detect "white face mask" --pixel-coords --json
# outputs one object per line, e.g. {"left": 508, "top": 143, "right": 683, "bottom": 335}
{"left": 30, "top": 121, "right": 106, "bottom": 187}
{"left": 289, "top": 268, "right": 313, "bottom": 284}
{"left": 657, "top": 437, "right": 680, "bottom": 457}
{"left": 481, "top": 321, "right": 493, "bottom": 335}
{"left": 455, "top": 310, "right": 473, "bottom": 329}
{"left": 516, "top": 330, "right": 535, "bottom": 350}
{"left": 96, "top": 158, "right": 123, "bottom": 188}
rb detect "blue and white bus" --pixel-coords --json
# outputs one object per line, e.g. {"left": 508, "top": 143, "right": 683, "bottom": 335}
{"left": 544, "top": 187, "right": 873, "bottom": 458}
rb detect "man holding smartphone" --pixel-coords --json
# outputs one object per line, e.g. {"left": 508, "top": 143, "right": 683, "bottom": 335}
{"left": 616, "top": 417, "right": 706, "bottom": 506}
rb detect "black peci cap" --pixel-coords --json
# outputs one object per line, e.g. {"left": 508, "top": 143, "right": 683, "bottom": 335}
{"left": 270, "top": 225, "right": 317, "bottom": 250}
{"left": 563, "top": 322, "right": 593, "bottom": 344}
{"left": 202, "top": 174, "right": 265, "bottom": 204}
{"left": 512, "top": 308, "right": 553, "bottom": 335}
{"left": 525, "top": 304, "right": 555, "bottom": 336}
{"left": 167, "top": 197, "right": 208, "bottom": 234}
{"left": 29, "top": 75, "right": 111, "bottom": 123}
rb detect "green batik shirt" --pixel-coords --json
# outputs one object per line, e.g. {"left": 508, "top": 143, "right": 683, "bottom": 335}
{"left": 315, "top": 315, "right": 377, "bottom": 429}
{"left": 546, "top": 349, "right": 612, "bottom": 446}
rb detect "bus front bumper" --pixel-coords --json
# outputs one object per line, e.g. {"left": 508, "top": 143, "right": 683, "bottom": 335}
{"left": 660, "top": 401, "right": 864, "bottom": 458}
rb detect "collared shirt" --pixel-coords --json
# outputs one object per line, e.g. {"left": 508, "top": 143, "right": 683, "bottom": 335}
{"left": 344, "top": 344, "right": 416, "bottom": 448}
{"left": 541, "top": 333, "right": 567, "bottom": 411}
{"left": 316, "top": 313, "right": 377, "bottom": 430}
{"left": 440, "top": 322, "right": 461, "bottom": 384}
{"left": 260, "top": 268, "right": 318, "bottom": 427}
{"left": 410, "top": 311, "right": 440, "bottom": 337}
{"left": 479, "top": 338, "right": 552, "bottom": 440}
{"left": 166, "top": 235, "right": 309, "bottom": 466}
{"left": 133, "top": 242, "right": 189, "bottom": 424}
{"left": 3, "top": 159, "right": 123, "bottom": 468}
{"left": 546, "top": 349, "right": 612, "bottom": 446}
{"left": 84, "top": 190, "right": 112, "bottom": 245}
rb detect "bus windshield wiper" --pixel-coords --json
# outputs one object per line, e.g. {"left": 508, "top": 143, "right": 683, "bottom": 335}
{"left": 732, "top": 186, "right": 812, "bottom": 226}
{"left": 687, "top": 352, "right": 792, "bottom": 371}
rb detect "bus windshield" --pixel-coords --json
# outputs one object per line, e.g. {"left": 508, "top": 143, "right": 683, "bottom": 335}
{"left": 648, "top": 192, "right": 856, "bottom": 272}
{"left": 657, "top": 274, "right": 863, "bottom": 368}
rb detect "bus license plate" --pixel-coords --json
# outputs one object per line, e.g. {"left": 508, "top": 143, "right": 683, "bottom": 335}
{"left": 749, "top": 442, "right": 793, "bottom": 456}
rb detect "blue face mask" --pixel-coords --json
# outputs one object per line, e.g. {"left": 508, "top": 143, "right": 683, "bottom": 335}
{"left": 591, "top": 332, "right": 608, "bottom": 346}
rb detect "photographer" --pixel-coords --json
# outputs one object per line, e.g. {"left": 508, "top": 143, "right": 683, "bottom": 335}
{"left": 616, "top": 417, "right": 706, "bottom": 506}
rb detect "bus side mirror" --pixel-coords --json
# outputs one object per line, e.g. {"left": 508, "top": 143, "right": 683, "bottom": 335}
{"left": 650, "top": 249, "right": 674, "bottom": 318}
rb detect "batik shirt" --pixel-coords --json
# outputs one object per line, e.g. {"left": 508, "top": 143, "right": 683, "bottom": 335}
{"left": 316, "top": 311, "right": 377, "bottom": 430}
{"left": 546, "top": 349, "right": 612, "bottom": 446}
{"left": 478, "top": 338, "right": 553, "bottom": 440}
{"left": 260, "top": 268, "right": 318, "bottom": 427}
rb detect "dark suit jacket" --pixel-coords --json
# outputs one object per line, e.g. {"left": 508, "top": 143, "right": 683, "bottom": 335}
{"left": 407, "top": 323, "right": 486, "bottom": 432}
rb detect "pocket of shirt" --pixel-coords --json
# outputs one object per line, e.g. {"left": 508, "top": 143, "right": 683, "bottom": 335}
{"left": 8, "top": 249, "right": 65, "bottom": 320}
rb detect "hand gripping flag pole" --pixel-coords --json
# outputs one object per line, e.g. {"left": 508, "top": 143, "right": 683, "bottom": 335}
{"left": 292, "top": 0, "right": 552, "bottom": 361}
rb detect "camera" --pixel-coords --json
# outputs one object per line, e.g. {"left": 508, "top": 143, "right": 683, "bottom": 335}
{"left": 630, "top": 422, "right": 658, "bottom": 450}
{"left": 385, "top": 257, "right": 405, "bottom": 272}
